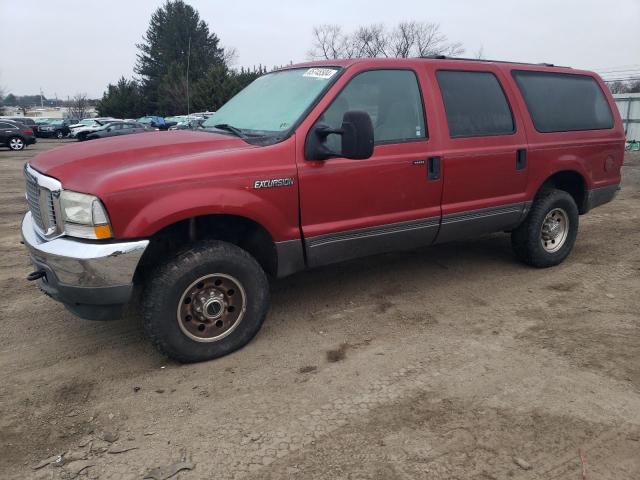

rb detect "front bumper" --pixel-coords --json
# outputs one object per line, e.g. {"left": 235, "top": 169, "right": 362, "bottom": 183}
{"left": 21, "top": 212, "right": 149, "bottom": 320}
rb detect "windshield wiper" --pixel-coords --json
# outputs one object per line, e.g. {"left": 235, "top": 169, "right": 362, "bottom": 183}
{"left": 213, "top": 123, "right": 247, "bottom": 139}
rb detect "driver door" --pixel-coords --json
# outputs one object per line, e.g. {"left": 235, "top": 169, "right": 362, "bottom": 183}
{"left": 296, "top": 67, "right": 443, "bottom": 267}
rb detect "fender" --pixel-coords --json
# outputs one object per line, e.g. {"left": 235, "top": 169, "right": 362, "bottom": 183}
{"left": 107, "top": 185, "right": 300, "bottom": 242}
{"left": 527, "top": 154, "right": 592, "bottom": 201}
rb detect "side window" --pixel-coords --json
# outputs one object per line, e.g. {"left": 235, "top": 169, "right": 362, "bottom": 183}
{"left": 512, "top": 70, "right": 614, "bottom": 132}
{"left": 321, "top": 69, "right": 426, "bottom": 148}
{"left": 0, "top": 122, "right": 16, "bottom": 129}
{"left": 436, "top": 70, "right": 515, "bottom": 138}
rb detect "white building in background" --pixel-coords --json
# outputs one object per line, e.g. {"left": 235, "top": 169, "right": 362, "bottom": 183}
{"left": 613, "top": 93, "right": 640, "bottom": 141}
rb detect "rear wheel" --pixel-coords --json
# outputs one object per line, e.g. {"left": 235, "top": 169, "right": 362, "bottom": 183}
{"left": 511, "top": 188, "right": 579, "bottom": 268}
{"left": 142, "top": 240, "right": 270, "bottom": 362}
{"left": 8, "top": 137, "right": 25, "bottom": 151}
{"left": 55, "top": 130, "right": 64, "bottom": 139}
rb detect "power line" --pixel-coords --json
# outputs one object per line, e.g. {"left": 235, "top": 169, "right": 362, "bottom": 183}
{"left": 589, "top": 63, "right": 640, "bottom": 72}
{"left": 602, "top": 77, "right": 640, "bottom": 83}
{"left": 601, "top": 74, "right": 640, "bottom": 80}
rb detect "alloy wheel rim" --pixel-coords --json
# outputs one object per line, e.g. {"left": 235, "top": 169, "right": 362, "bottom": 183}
{"left": 176, "top": 273, "right": 247, "bottom": 343}
{"left": 10, "top": 138, "right": 24, "bottom": 150}
{"left": 540, "top": 207, "right": 569, "bottom": 253}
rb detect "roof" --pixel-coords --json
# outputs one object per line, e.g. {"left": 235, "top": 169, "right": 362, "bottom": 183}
{"left": 282, "top": 57, "right": 588, "bottom": 77}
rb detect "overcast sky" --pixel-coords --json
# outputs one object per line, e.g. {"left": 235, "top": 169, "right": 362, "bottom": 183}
{"left": 1, "top": 0, "right": 639, "bottom": 98}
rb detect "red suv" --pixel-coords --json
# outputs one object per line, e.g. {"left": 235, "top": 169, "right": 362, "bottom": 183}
{"left": 21, "top": 57, "right": 624, "bottom": 362}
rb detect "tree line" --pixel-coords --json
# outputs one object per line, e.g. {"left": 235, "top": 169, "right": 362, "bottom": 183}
{"left": 607, "top": 80, "right": 640, "bottom": 94}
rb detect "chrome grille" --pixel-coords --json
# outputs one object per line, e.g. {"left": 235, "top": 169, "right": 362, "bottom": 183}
{"left": 24, "top": 164, "right": 62, "bottom": 237}
{"left": 25, "top": 171, "right": 45, "bottom": 230}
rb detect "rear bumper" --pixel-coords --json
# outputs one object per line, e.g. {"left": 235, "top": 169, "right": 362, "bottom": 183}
{"left": 584, "top": 184, "right": 620, "bottom": 213}
{"left": 21, "top": 212, "right": 149, "bottom": 320}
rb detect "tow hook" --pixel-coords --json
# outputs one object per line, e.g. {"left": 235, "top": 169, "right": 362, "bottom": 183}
{"left": 27, "top": 270, "right": 46, "bottom": 281}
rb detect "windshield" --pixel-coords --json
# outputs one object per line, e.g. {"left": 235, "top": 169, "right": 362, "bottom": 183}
{"left": 202, "top": 67, "right": 340, "bottom": 137}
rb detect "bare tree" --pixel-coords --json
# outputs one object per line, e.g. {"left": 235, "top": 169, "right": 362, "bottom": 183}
{"left": 351, "top": 24, "right": 389, "bottom": 58}
{"left": 68, "top": 93, "right": 89, "bottom": 119}
{"left": 412, "top": 22, "right": 463, "bottom": 57}
{"left": 474, "top": 46, "right": 486, "bottom": 60}
{"left": 222, "top": 46, "right": 238, "bottom": 66}
{"left": 309, "top": 21, "right": 463, "bottom": 60}
{"left": 607, "top": 80, "right": 627, "bottom": 94}
{"left": 308, "top": 24, "right": 351, "bottom": 60}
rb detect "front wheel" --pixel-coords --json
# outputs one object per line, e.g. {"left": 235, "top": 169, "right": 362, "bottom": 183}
{"left": 142, "top": 240, "right": 270, "bottom": 362}
{"left": 8, "top": 137, "right": 25, "bottom": 151}
{"left": 55, "top": 130, "right": 65, "bottom": 139}
{"left": 511, "top": 189, "right": 579, "bottom": 268}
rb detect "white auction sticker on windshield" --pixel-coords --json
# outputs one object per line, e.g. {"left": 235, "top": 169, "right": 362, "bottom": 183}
{"left": 303, "top": 68, "right": 337, "bottom": 79}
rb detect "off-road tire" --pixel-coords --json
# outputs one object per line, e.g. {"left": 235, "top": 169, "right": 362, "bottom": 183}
{"left": 142, "top": 240, "right": 270, "bottom": 362}
{"left": 511, "top": 188, "right": 579, "bottom": 268}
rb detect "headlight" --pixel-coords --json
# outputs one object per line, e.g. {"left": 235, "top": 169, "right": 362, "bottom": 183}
{"left": 60, "top": 191, "right": 112, "bottom": 239}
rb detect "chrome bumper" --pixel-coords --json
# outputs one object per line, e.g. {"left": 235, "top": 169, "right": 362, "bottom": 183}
{"left": 21, "top": 212, "right": 149, "bottom": 319}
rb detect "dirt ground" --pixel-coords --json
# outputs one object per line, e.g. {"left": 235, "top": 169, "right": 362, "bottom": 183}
{"left": 1, "top": 139, "right": 639, "bottom": 480}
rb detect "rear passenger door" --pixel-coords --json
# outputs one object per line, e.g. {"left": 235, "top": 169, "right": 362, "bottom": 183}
{"left": 432, "top": 68, "right": 530, "bottom": 243}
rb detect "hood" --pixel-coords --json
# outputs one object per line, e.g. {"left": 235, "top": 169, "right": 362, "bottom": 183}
{"left": 29, "top": 130, "right": 253, "bottom": 194}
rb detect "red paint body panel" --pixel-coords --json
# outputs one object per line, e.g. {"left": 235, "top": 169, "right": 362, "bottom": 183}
{"left": 28, "top": 58, "right": 625, "bottom": 256}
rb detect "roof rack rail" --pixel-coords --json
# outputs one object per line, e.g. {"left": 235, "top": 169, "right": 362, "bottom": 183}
{"left": 420, "top": 55, "right": 564, "bottom": 68}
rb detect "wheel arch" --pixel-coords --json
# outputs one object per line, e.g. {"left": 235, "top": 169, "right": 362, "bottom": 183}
{"left": 535, "top": 170, "right": 588, "bottom": 214}
{"left": 135, "top": 213, "right": 279, "bottom": 279}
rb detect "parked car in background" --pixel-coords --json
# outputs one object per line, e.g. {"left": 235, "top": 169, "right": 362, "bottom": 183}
{"left": 37, "top": 119, "right": 72, "bottom": 139}
{"left": 71, "top": 118, "right": 122, "bottom": 141}
{"left": 3, "top": 117, "right": 40, "bottom": 136}
{"left": 137, "top": 116, "right": 177, "bottom": 130}
{"left": 167, "top": 115, "right": 205, "bottom": 130}
{"left": 0, "top": 119, "right": 36, "bottom": 150}
{"left": 85, "top": 121, "right": 150, "bottom": 140}
{"left": 69, "top": 118, "right": 116, "bottom": 132}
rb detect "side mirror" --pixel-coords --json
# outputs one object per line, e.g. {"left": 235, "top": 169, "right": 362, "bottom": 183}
{"left": 305, "top": 110, "right": 374, "bottom": 161}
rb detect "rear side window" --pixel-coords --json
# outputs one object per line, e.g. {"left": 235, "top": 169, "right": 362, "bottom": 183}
{"left": 436, "top": 70, "right": 514, "bottom": 138}
{"left": 512, "top": 71, "right": 613, "bottom": 132}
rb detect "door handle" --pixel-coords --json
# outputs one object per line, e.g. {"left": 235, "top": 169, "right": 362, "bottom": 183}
{"left": 427, "top": 156, "right": 441, "bottom": 180}
{"left": 516, "top": 149, "right": 527, "bottom": 170}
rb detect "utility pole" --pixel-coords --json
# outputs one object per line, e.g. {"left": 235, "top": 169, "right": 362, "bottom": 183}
{"left": 186, "top": 35, "right": 191, "bottom": 118}
{"left": 40, "top": 88, "right": 44, "bottom": 108}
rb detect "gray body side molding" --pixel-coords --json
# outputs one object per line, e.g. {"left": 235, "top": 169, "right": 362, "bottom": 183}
{"left": 435, "top": 202, "right": 531, "bottom": 244}
{"left": 305, "top": 216, "right": 440, "bottom": 268}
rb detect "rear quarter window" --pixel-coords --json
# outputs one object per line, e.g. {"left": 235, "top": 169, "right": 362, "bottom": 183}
{"left": 512, "top": 70, "right": 614, "bottom": 132}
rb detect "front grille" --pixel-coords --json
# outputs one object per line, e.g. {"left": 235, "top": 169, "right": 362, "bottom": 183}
{"left": 25, "top": 172, "right": 45, "bottom": 230}
{"left": 24, "top": 165, "right": 60, "bottom": 236}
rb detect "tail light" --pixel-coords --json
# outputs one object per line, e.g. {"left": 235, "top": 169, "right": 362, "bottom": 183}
{"left": 22, "top": 129, "right": 34, "bottom": 135}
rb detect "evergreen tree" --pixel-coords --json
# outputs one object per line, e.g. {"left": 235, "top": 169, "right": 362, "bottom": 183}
{"left": 96, "top": 77, "right": 144, "bottom": 118}
{"left": 135, "top": 0, "right": 225, "bottom": 112}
